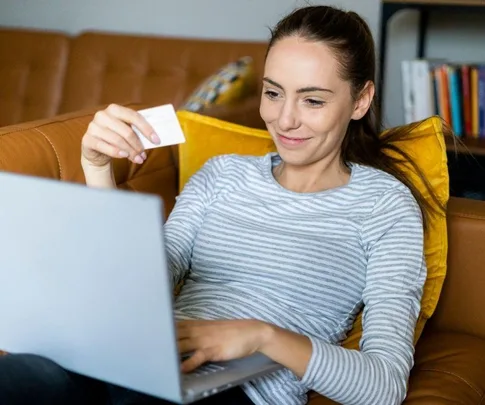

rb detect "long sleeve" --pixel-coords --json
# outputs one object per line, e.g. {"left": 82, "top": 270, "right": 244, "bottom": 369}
{"left": 300, "top": 185, "right": 426, "bottom": 405}
{"left": 164, "top": 156, "right": 225, "bottom": 287}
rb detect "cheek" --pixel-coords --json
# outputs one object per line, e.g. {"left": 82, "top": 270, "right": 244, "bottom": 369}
{"left": 259, "top": 98, "right": 279, "bottom": 123}
{"left": 301, "top": 110, "right": 330, "bottom": 135}
{"left": 305, "top": 105, "right": 349, "bottom": 135}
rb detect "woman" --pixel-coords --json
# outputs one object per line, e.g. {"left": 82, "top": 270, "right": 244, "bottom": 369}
{"left": 0, "top": 5, "right": 444, "bottom": 405}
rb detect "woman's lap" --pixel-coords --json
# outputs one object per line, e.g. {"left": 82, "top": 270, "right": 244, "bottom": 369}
{"left": 0, "top": 353, "right": 106, "bottom": 405}
{"left": 0, "top": 353, "right": 253, "bottom": 405}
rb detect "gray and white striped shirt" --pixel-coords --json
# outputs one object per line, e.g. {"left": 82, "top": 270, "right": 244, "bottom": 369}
{"left": 165, "top": 152, "right": 425, "bottom": 405}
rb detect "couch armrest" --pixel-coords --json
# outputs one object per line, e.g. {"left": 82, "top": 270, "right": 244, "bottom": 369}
{"left": 404, "top": 330, "right": 485, "bottom": 404}
{"left": 200, "top": 95, "right": 265, "bottom": 130}
{"left": 427, "top": 197, "right": 485, "bottom": 339}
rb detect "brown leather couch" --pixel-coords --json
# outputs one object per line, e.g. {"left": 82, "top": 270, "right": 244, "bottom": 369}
{"left": 1, "top": 102, "right": 485, "bottom": 404}
{"left": 0, "top": 28, "right": 267, "bottom": 127}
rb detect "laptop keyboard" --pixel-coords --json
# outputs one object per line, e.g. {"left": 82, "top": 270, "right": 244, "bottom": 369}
{"left": 183, "top": 362, "right": 227, "bottom": 380}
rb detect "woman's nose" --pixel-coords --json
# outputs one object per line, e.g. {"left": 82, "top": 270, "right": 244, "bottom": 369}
{"left": 277, "top": 102, "right": 300, "bottom": 131}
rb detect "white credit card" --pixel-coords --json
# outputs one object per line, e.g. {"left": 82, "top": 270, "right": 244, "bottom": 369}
{"left": 132, "top": 104, "right": 186, "bottom": 149}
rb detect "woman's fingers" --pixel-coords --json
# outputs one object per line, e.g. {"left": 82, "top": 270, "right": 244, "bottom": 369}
{"left": 81, "top": 103, "right": 161, "bottom": 168}
{"left": 87, "top": 121, "right": 144, "bottom": 163}
{"left": 82, "top": 136, "right": 130, "bottom": 161}
{"left": 92, "top": 110, "right": 143, "bottom": 160}
{"left": 181, "top": 350, "right": 209, "bottom": 373}
{"left": 105, "top": 104, "right": 160, "bottom": 145}
{"left": 178, "top": 338, "right": 197, "bottom": 355}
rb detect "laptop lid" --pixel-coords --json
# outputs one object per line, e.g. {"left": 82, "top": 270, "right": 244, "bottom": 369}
{"left": 0, "top": 172, "right": 184, "bottom": 403}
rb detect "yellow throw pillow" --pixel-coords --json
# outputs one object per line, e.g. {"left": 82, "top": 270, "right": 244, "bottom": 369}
{"left": 176, "top": 110, "right": 449, "bottom": 349}
{"left": 180, "top": 56, "right": 256, "bottom": 113}
{"left": 177, "top": 111, "right": 275, "bottom": 190}
{"left": 340, "top": 117, "right": 449, "bottom": 349}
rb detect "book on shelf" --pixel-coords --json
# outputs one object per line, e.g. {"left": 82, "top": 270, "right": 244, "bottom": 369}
{"left": 400, "top": 59, "right": 485, "bottom": 139}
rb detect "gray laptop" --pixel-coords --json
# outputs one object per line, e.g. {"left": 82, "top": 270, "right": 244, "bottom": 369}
{"left": 0, "top": 171, "right": 282, "bottom": 403}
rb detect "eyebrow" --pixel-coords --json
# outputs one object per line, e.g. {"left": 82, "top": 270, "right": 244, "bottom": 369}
{"left": 263, "top": 77, "right": 334, "bottom": 94}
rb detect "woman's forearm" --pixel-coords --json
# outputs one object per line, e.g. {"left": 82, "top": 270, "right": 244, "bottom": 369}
{"left": 257, "top": 323, "right": 407, "bottom": 405}
{"left": 258, "top": 322, "right": 312, "bottom": 378}
{"left": 81, "top": 157, "right": 117, "bottom": 189}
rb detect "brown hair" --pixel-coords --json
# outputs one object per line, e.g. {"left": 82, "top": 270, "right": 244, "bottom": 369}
{"left": 268, "top": 6, "right": 448, "bottom": 228}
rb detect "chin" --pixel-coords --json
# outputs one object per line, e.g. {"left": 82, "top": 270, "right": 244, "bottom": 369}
{"left": 274, "top": 147, "right": 314, "bottom": 167}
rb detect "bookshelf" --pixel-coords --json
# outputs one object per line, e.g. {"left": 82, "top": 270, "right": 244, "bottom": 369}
{"left": 446, "top": 136, "right": 485, "bottom": 156}
{"left": 379, "top": 1, "right": 485, "bottom": 199}
{"left": 378, "top": 0, "right": 485, "bottom": 116}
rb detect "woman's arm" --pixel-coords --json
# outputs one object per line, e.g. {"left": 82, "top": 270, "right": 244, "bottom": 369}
{"left": 164, "top": 156, "right": 226, "bottom": 286}
{"left": 257, "top": 186, "right": 425, "bottom": 405}
{"left": 81, "top": 157, "right": 117, "bottom": 189}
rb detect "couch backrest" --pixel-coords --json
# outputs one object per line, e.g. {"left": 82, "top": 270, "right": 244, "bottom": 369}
{"left": 0, "top": 28, "right": 70, "bottom": 126}
{"left": 0, "top": 28, "right": 268, "bottom": 127}
{"left": 58, "top": 32, "right": 268, "bottom": 114}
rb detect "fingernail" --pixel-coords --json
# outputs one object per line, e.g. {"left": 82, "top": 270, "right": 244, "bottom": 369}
{"left": 141, "top": 151, "right": 147, "bottom": 160}
{"left": 151, "top": 133, "right": 160, "bottom": 144}
{"left": 134, "top": 155, "right": 143, "bottom": 164}
{"left": 119, "top": 151, "right": 129, "bottom": 158}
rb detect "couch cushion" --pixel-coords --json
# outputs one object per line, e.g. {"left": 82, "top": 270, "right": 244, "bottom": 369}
{"left": 181, "top": 56, "right": 256, "bottom": 112}
{"left": 404, "top": 330, "right": 485, "bottom": 404}
{"left": 175, "top": 111, "right": 449, "bottom": 350}
{"left": 176, "top": 111, "right": 274, "bottom": 189}
{"left": 0, "top": 29, "right": 70, "bottom": 126}
{"left": 59, "top": 32, "right": 267, "bottom": 115}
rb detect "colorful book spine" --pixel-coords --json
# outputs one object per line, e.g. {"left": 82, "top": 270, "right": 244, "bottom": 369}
{"left": 401, "top": 60, "right": 485, "bottom": 139}
{"left": 461, "top": 66, "right": 472, "bottom": 136}
{"left": 471, "top": 67, "right": 479, "bottom": 137}
{"left": 479, "top": 67, "right": 485, "bottom": 137}
{"left": 448, "top": 66, "right": 463, "bottom": 137}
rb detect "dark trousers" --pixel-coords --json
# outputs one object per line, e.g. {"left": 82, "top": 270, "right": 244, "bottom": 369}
{"left": 0, "top": 354, "right": 253, "bottom": 405}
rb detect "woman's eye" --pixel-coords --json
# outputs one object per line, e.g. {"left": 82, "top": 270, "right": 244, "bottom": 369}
{"left": 264, "top": 90, "right": 279, "bottom": 99}
{"left": 305, "top": 99, "right": 325, "bottom": 107}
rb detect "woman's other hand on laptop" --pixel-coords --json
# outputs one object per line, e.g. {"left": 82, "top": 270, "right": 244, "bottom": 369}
{"left": 177, "top": 319, "right": 273, "bottom": 373}
{"left": 81, "top": 103, "right": 159, "bottom": 168}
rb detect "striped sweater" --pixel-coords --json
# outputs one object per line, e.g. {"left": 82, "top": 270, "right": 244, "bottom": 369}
{"left": 164, "top": 152, "right": 426, "bottom": 405}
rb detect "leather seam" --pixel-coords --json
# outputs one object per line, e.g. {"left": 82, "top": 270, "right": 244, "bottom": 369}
{"left": 450, "top": 212, "right": 485, "bottom": 221}
{"left": 0, "top": 115, "right": 94, "bottom": 137}
{"left": 0, "top": 126, "right": 26, "bottom": 135}
{"left": 421, "top": 368, "right": 483, "bottom": 397}
{"left": 33, "top": 128, "right": 62, "bottom": 180}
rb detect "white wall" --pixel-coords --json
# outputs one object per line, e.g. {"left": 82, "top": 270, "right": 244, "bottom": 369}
{"left": 0, "top": 0, "right": 380, "bottom": 42}
{"left": 383, "top": 10, "right": 485, "bottom": 128}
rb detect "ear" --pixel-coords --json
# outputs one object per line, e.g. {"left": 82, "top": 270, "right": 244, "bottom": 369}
{"left": 351, "top": 81, "right": 374, "bottom": 120}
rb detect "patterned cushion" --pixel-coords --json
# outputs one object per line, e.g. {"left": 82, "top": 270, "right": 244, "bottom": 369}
{"left": 181, "top": 56, "right": 256, "bottom": 112}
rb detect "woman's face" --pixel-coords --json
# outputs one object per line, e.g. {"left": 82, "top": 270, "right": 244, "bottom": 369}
{"left": 260, "top": 36, "right": 371, "bottom": 167}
